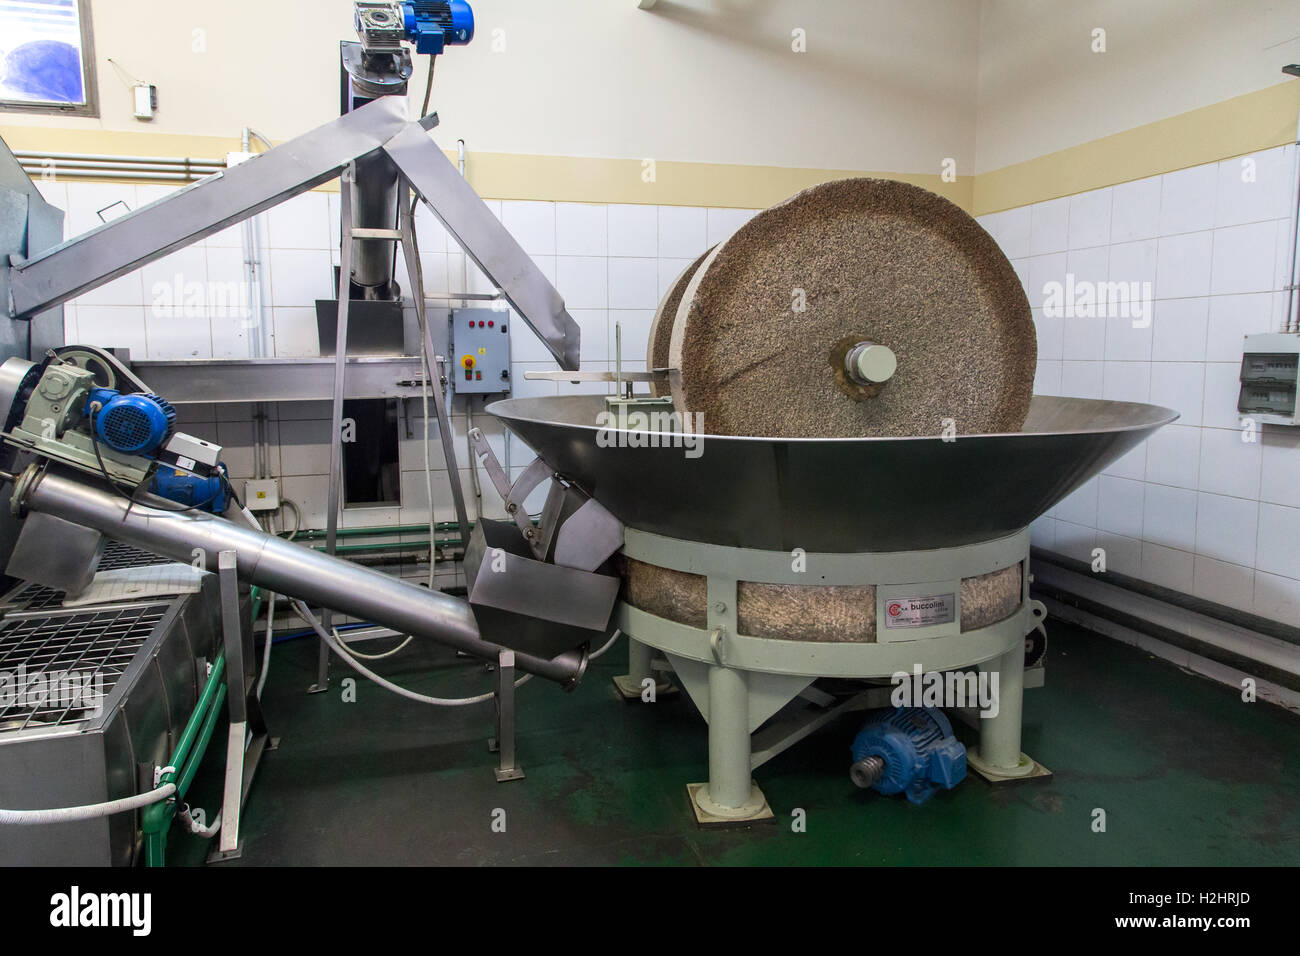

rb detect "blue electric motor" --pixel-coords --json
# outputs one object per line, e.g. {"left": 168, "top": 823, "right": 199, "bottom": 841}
{"left": 86, "top": 388, "right": 176, "bottom": 457}
{"left": 150, "top": 465, "right": 230, "bottom": 514}
{"left": 402, "top": 1, "right": 475, "bottom": 54}
{"left": 849, "top": 707, "right": 967, "bottom": 805}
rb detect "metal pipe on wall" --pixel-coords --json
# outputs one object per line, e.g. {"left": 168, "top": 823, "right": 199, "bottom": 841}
{"left": 16, "top": 151, "right": 224, "bottom": 185}
{"left": 18, "top": 168, "right": 206, "bottom": 183}
{"left": 12, "top": 466, "right": 586, "bottom": 686}
{"left": 14, "top": 150, "right": 226, "bottom": 166}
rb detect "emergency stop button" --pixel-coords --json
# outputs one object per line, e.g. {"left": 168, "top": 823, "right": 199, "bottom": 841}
{"left": 460, "top": 354, "right": 476, "bottom": 370}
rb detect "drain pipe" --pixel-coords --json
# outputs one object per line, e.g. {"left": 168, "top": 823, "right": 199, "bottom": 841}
{"left": 1285, "top": 106, "right": 1300, "bottom": 333}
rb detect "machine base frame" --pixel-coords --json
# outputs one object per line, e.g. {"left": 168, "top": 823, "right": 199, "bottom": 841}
{"left": 617, "top": 528, "right": 1040, "bottom": 820}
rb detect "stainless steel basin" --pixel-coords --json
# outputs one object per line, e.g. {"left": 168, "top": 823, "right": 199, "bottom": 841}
{"left": 489, "top": 395, "right": 1177, "bottom": 553}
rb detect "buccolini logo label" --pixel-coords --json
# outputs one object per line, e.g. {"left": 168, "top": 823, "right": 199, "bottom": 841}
{"left": 883, "top": 594, "right": 955, "bottom": 628}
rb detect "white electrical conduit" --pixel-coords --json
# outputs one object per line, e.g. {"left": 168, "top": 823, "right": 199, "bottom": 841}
{"left": 456, "top": 138, "right": 485, "bottom": 514}
{"left": 1285, "top": 112, "right": 1300, "bottom": 333}
{"left": 292, "top": 598, "right": 623, "bottom": 705}
{"left": 177, "top": 806, "right": 221, "bottom": 838}
{"left": 291, "top": 598, "right": 524, "bottom": 705}
{"left": 0, "top": 782, "right": 176, "bottom": 825}
{"left": 293, "top": 601, "right": 412, "bottom": 662}
{"left": 257, "top": 590, "right": 277, "bottom": 699}
{"left": 420, "top": 349, "right": 437, "bottom": 591}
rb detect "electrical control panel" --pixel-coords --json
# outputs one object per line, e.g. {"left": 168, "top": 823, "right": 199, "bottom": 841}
{"left": 1238, "top": 333, "right": 1300, "bottom": 426}
{"left": 450, "top": 308, "right": 511, "bottom": 395}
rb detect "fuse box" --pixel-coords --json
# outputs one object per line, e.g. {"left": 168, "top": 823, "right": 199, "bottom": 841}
{"left": 1238, "top": 333, "right": 1300, "bottom": 426}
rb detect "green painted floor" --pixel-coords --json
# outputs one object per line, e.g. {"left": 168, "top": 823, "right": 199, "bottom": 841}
{"left": 170, "top": 620, "right": 1300, "bottom": 866}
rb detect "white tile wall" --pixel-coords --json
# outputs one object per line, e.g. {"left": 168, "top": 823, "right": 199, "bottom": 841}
{"left": 52, "top": 182, "right": 757, "bottom": 537}
{"left": 54, "top": 151, "right": 1300, "bottom": 629}
{"left": 983, "top": 144, "right": 1300, "bottom": 626}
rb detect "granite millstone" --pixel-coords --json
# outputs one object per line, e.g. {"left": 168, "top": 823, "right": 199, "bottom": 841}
{"left": 647, "top": 246, "right": 712, "bottom": 396}
{"left": 667, "top": 178, "right": 1036, "bottom": 437}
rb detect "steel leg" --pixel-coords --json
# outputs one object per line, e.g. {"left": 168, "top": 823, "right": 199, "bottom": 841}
{"left": 313, "top": 163, "right": 359, "bottom": 695}
{"left": 687, "top": 665, "right": 772, "bottom": 824}
{"left": 629, "top": 638, "right": 654, "bottom": 684}
{"left": 967, "top": 639, "right": 1048, "bottom": 782}
{"left": 398, "top": 184, "right": 471, "bottom": 540}
{"left": 612, "top": 636, "right": 654, "bottom": 699}
{"left": 613, "top": 636, "right": 677, "bottom": 700}
{"left": 209, "top": 550, "right": 273, "bottom": 862}
{"left": 491, "top": 649, "right": 524, "bottom": 781}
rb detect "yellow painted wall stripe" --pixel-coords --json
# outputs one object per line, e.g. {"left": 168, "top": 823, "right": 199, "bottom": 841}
{"left": 4, "top": 80, "right": 1297, "bottom": 214}
{"left": 972, "top": 81, "right": 1300, "bottom": 215}
{"left": 459, "top": 152, "right": 971, "bottom": 210}
{"left": 0, "top": 122, "right": 971, "bottom": 209}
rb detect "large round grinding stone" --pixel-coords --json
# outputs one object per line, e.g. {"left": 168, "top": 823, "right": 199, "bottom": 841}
{"left": 667, "top": 178, "right": 1036, "bottom": 437}
{"left": 646, "top": 247, "right": 712, "bottom": 396}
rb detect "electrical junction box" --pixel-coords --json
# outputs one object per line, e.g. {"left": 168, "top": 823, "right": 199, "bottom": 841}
{"left": 244, "top": 479, "right": 281, "bottom": 512}
{"left": 1238, "top": 333, "right": 1300, "bottom": 426}
{"left": 133, "top": 83, "right": 157, "bottom": 120}
{"left": 451, "top": 308, "right": 511, "bottom": 395}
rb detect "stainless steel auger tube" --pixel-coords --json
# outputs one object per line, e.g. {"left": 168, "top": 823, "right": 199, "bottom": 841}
{"left": 10, "top": 466, "right": 586, "bottom": 687}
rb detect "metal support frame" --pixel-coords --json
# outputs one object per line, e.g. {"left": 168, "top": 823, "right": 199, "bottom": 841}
{"left": 965, "top": 637, "right": 1051, "bottom": 783}
{"left": 6, "top": 97, "right": 579, "bottom": 372}
{"left": 209, "top": 550, "right": 273, "bottom": 863}
{"left": 381, "top": 123, "right": 580, "bottom": 370}
{"left": 312, "top": 164, "right": 358, "bottom": 694}
{"left": 399, "top": 183, "right": 471, "bottom": 537}
{"left": 311, "top": 174, "right": 476, "bottom": 693}
{"left": 489, "top": 649, "right": 524, "bottom": 782}
{"left": 4, "top": 95, "right": 584, "bottom": 694}
{"left": 6, "top": 99, "right": 415, "bottom": 319}
{"left": 614, "top": 528, "right": 1043, "bottom": 823}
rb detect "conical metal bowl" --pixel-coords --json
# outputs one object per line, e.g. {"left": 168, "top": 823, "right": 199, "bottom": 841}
{"left": 489, "top": 395, "right": 1177, "bottom": 554}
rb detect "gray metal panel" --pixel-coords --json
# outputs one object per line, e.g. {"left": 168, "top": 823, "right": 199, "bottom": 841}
{"left": 382, "top": 123, "right": 581, "bottom": 370}
{"left": 6, "top": 96, "right": 413, "bottom": 319}
{"left": 5, "top": 512, "right": 104, "bottom": 594}
{"left": 464, "top": 519, "right": 619, "bottom": 660}
{"left": 464, "top": 521, "right": 619, "bottom": 632}
{"left": 0, "top": 582, "right": 220, "bottom": 865}
{"left": 0, "top": 140, "right": 65, "bottom": 589}
{"left": 0, "top": 731, "right": 112, "bottom": 866}
{"left": 316, "top": 298, "right": 405, "bottom": 356}
{"left": 488, "top": 394, "right": 1178, "bottom": 553}
{"left": 129, "top": 356, "right": 431, "bottom": 404}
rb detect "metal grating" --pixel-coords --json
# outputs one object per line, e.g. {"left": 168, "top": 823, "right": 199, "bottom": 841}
{"left": 102, "top": 540, "right": 172, "bottom": 570}
{"left": 1, "top": 542, "right": 172, "bottom": 611}
{"left": 0, "top": 604, "right": 168, "bottom": 732}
